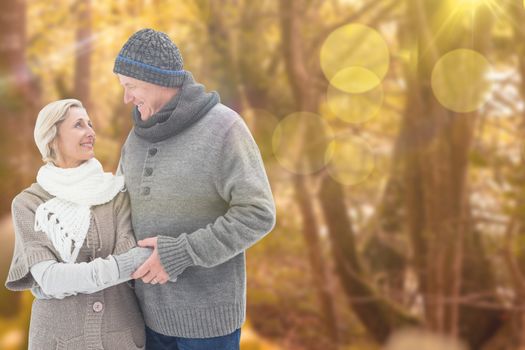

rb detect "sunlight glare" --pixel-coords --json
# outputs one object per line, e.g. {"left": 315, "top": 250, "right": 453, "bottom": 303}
{"left": 456, "top": 0, "right": 492, "bottom": 10}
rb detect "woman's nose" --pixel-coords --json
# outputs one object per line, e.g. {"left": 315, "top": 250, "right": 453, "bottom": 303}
{"left": 86, "top": 127, "right": 95, "bottom": 138}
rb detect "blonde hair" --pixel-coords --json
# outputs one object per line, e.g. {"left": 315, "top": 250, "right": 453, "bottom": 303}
{"left": 34, "top": 99, "right": 84, "bottom": 163}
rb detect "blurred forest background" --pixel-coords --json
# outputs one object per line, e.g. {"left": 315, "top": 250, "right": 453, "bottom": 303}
{"left": 1, "top": 0, "right": 525, "bottom": 349}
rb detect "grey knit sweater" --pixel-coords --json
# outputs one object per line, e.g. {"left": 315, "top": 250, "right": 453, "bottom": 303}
{"left": 119, "top": 103, "right": 276, "bottom": 338}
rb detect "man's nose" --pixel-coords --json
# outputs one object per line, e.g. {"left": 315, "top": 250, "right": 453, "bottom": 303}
{"left": 124, "top": 90, "right": 133, "bottom": 104}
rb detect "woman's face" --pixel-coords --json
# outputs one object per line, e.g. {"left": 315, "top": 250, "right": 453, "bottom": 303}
{"left": 53, "top": 107, "right": 95, "bottom": 168}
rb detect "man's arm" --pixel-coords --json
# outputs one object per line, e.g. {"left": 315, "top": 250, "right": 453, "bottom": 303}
{"left": 136, "top": 119, "right": 276, "bottom": 281}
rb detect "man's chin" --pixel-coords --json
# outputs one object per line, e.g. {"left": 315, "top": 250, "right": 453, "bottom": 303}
{"left": 140, "top": 111, "right": 153, "bottom": 121}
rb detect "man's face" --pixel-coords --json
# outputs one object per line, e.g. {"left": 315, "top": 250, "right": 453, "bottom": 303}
{"left": 117, "top": 74, "right": 173, "bottom": 121}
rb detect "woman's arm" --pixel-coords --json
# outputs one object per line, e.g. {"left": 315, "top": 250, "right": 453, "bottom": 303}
{"left": 30, "top": 247, "right": 152, "bottom": 299}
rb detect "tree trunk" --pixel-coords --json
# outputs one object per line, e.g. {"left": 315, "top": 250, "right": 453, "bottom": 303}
{"left": 279, "top": 0, "right": 423, "bottom": 343}
{"left": 507, "top": 1, "right": 525, "bottom": 348}
{"left": 294, "top": 175, "right": 340, "bottom": 342}
{"left": 319, "top": 176, "right": 420, "bottom": 343}
{"left": 400, "top": 0, "right": 503, "bottom": 347}
{"left": 279, "top": 0, "right": 340, "bottom": 343}
{"left": 201, "top": 1, "right": 247, "bottom": 113}
{"left": 74, "top": 0, "right": 92, "bottom": 111}
{"left": 0, "top": 0, "right": 38, "bottom": 328}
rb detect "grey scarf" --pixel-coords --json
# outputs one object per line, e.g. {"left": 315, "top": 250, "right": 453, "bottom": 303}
{"left": 132, "top": 72, "right": 220, "bottom": 143}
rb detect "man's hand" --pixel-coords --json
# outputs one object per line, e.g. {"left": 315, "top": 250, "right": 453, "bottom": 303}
{"left": 132, "top": 237, "right": 170, "bottom": 284}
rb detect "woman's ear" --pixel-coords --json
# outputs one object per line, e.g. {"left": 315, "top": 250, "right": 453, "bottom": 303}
{"left": 50, "top": 138, "right": 58, "bottom": 161}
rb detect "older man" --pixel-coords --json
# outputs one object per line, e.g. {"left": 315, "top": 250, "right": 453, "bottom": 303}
{"left": 113, "top": 28, "right": 276, "bottom": 350}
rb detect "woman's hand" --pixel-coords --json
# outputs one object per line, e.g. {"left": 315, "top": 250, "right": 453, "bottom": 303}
{"left": 132, "top": 237, "right": 170, "bottom": 284}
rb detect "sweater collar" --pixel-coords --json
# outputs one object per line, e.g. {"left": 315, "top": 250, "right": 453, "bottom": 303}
{"left": 132, "top": 72, "right": 220, "bottom": 143}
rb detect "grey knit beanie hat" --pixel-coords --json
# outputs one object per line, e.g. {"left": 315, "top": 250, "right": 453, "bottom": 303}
{"left": 113, "top": 28, "right": 186, "bottom": 87}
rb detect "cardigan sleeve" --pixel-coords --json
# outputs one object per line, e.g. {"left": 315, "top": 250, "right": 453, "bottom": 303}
{"left": 5, "top": 189, "right": 145, "bottom": 293}
{"left": 30, "top": 247, "right": 152, "bottom": 299}
{"left": 5, "top": 194, "right": 61, "bottom": 291}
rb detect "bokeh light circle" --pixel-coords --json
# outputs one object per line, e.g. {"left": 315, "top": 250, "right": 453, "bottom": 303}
{"left": 325, "top": 136, "right": 376, "bottom": 186}
{"left": 272, "top": 112, "right": 334, "bottom": 175}
{"left": 431, "top": 49, "right": 492, "bottom": 113}
{"left": 330, "top": 67, "right": 382, "bottom": 94}
{"left": 327, "top": 75, "right": 384, "bottom": 124}
{"left": 320, "top": 24, "right": 390, "bottom": 93}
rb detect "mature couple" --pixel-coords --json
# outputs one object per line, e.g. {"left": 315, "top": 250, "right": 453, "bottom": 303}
{"left": 5, "top": 29, "right": 276, "bottom": 350}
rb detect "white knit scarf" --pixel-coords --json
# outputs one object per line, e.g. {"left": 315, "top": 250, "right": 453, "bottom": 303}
{"left": 35, "top": 158, "right": 125, "bottom": 263}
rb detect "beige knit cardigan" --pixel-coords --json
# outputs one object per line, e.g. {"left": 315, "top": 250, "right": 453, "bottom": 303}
{"left": 5, "top": 183, "right": 145, "bottom": 350}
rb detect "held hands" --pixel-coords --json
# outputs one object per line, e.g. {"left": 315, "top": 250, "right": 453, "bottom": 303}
{"left": 132, "top": 237, "right": 170, "bottom": 285}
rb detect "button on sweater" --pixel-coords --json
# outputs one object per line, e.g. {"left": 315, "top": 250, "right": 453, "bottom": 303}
{"left": 119, "top": 102, "right": 276, "bottom": 338}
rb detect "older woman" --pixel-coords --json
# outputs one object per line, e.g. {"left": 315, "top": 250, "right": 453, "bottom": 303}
{"left": 5, "top": 99, "right": 152, "bottom": 349}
